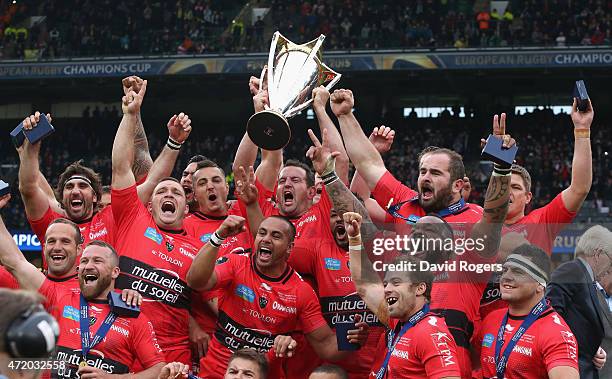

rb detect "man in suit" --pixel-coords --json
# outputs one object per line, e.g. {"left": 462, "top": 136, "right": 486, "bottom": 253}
{"left": 596, "top": 267, "right": 612, "bottom": 378}
{"left": 547, "top": 225, "right": 612, "bottom": 379}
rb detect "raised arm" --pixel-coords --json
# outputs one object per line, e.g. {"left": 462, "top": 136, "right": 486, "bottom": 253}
{"left": 112, "top": 81, "right": 147, "bottom": 190}
{"left": 344, "top": 212, "right": 389, "bottom": 327}
{"left": 235, "top": 166, "right": 264, "bottom": 239}
{"left": 122, "top": 76, "right": 153, "bottom": 182}
{"left": 187, "top": 216, "right": 246, "bottom": 291}
{"left": 137, "top": 113, "right": 192, "bottom": 202}
{"left": 235, "top": 75, "right": 283, "bottom": 190}
{"left": 0, "top": 194, "right": 45, "bottom": 290}
{"left": 561, "top": 98, "right": 594, "bottom": 212}
{"left": 17, "top": 112, "right": 54, "bottom": 220}
{"left": 306, "top": 128, "right": 378, "bottom": 242}
{"left": 472, "top": 114, "right": 514, "bottom": 258}
{"left": 332, "top": 90, "right": 387, "bottom": 190}
{"left": 312, "top": 86, "right": 349, "bottom": 183}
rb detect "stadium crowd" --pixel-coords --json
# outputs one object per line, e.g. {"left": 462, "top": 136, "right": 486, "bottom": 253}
{"left": 0, "top": 73, "right": 611, "bottom": 379}
{"left": 1, "top": 0, "right": 611, "bottom": 58}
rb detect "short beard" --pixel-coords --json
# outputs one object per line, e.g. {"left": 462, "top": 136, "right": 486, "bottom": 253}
{"left": 419, "top": 184, "right": 454, "bottom": 213}
{"left": 80, "top": 274, "right": 111, "bottom": 300}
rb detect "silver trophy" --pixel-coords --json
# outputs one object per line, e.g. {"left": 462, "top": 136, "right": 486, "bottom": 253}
{"left": 247, "top": 32, "right": 341, "bottom": 150}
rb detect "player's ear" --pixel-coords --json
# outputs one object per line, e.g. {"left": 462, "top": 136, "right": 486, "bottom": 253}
{"left": 525, "top": 191, "right": 533, "bottom": 205}
{"left": 111, "top": 266, "right": 120, "bottom": 280}
{"left": 451, "top": 178, "right": 463, "bottom": 195}
{"left": 286, "top": 241, "right": 294, "bottom": 257}
{"left": 185, "top": 203, "right": 189, "bottom": 215}
{"left": 415, "top": 282, "right": 427, "bottom": 297}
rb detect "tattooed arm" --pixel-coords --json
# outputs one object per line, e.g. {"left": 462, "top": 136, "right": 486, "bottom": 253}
{"left": 472, "top": 113, "right": 515, "bottom": 258}
{"left": 306, "top": 129, "right": 378, "bottom": 242}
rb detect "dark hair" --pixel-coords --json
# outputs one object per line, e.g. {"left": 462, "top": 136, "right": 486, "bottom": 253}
{"left": 48, "top": 218, "right": 83, "bottom": 244}
{"left": 509, "top": 243, "right": 551, "bottom": 279}
{"left": 228, "top": 348, "right": 268, "bottom": 378}
{"left": 391, "top": 255, "right": 434, "bottom": 301}
{"left": 282, "top": 159, "right": 315, "bottom": 187}
{"left": 417, "top": 147, "right": 465, "bottom": 182}
{"left": 268, "top": 215, "right": 296, "bottom": 242}
{"left": 0, "top": 289, "right": 45, "bottom": 353}
{"left": 85, "top": 240, "right": 119, "bottom": 267}
{"left": 56, "top": 160, "right": 103, "bottom": 209}
{"left": 101, "top": 185, "right": 111, "bottom": 195}
{"left": 158, "top": 177, "right": 181, "bottom": 185}
{"left": 195, "top": 159, "right": 226, "bottom": 178}
{"left": 311, "top": 364, "right": 348, "bottom": 379}
{"left": 511, "top": 164, "right": 532, "bottom": 193}
{"left": 188, "top": 155, "right": 208, "bottom": 165}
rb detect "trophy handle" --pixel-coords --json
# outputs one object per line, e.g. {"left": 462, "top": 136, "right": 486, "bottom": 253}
{"left": 320, "top": 62, "right": 342, "bottom": 91}
{"left": 266, "top": 32, "right": 281, "bottom": 110}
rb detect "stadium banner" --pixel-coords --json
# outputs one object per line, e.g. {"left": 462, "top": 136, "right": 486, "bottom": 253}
{"left": 0, "top": 49, "right": 610, "bottom": 79}
{"left": 11, "top": 230, "right": 41, "bottom": 252}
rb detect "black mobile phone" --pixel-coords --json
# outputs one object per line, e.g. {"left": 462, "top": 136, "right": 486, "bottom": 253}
{"left": 573, "top": 80, "right": 589, "bottom": 112}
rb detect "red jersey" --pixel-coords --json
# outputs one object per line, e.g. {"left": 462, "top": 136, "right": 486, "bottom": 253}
{"left": 368, "top": 314, "right": 461, "bottom": 379}
{"left": 200, "top": 254, "right": 327, "bottom": 379}
{"left": 39, "top": 279, "right": 164, "bottom": 379}
{"left": 504, "top": 193, "right": 576, "bottom": 255}
{"left": 372, "top": 170, "right": 483, "bottom": 228}
{"left": 479, "top": 193, "right": 577, "bottom": 321}
{"left": 288, "top": 236, "right": 385, "bottom": 379}
{"left": 29, "top": 206, "right": 115, "bottom": 247}
{"left": 479, "top": 307, "right": 579, "bottom": 379}
{"left": 111, "top": 184, "right": 202, "bottom": 362}
{"left": 0, "top": 266, "right": 18, "bottom": 289}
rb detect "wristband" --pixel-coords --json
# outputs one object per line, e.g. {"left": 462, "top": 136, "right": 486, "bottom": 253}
{"left": 349, "top": 245, "right": 362, "bottom": 251}
{"left": 348, "top": 234, "right": 362, "bottom": 245}
{"left": 166, "top": 137, "right": 183, "bottom": 150}
{"left": 574, "top": 128, "right": 590, "bottom": 139}
{"left": 493, "top": 163, "right": 511, "bottom": 176}
{"left": 209, "top": 232, "right": 225, "bottom": 248}
{"left": 321, "top": 171, "right": 339, "bottom": 186}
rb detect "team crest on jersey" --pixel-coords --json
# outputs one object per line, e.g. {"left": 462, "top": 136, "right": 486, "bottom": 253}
{"left": 144, "top": 227, "right": 163, "bottom": 244}
{"left": 482, "top": 333, "right": 495, "bottom": 348}
{"left": 324, "top": 258, "right": 341, "bottom": 271}
{"left": 165, "top": 240, "right": 174, "bottom": 252}
{"left": 259, "top": 296, "right": 268, "bottom": 309}
{"left": 200, "top": 233, "right": 212, "bottom": 243}
{"left": 89, "top": 317, "right": 97, "bottom": 326}
{"left": 235, "top": 284, "right": 255, "bottom": 303}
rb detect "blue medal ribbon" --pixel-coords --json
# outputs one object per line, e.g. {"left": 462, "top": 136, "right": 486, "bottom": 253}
{"left": 387, "top": 196, "right": 466, "bottom": 224}
{"left": 494, "top": 298, "right": 548, "bottom": 379}
{"left": 79, "top": 294, "right": 118, "bottom": 362}
{"left": 375, "top": 303, "right": 430, "bottom": 379}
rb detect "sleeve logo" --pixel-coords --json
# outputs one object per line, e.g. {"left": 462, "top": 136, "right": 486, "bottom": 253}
{"left": 235, "top": 284, "right": 255, "bottom": 303}
{"left": 144, "top": 227, "right": 163, "bottom": 244}
{"left": 482, "top": 333, "right": 495, "bottom": 348}
{"left": 324, "top": 258, "right": 342, "bottom": 271}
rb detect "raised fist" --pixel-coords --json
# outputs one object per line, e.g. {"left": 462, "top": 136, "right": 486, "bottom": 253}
{"left": 122, "top": 80, "right": 147, "bottom": 115}
{"left": 342, "top": 212, "right": 363, "bottom": 238}
{"left": 330, "top": 89, "right": 354, "bottom": 117}
{"left": 217, "top": 215, "right": 246, "bottom": 239}
{"left": 312, "top": 86, "right": 330, "bottom": 110}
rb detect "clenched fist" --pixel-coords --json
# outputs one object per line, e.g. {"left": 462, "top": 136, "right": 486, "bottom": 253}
{"left": 216, "top": 215, "right": 246, "bottom": 239}
{"left": 330, "top": 89, "right": 354, "bottom": 117}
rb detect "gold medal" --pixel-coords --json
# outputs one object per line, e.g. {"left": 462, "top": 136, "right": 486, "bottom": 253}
{"left": 79, "top": 360, "right": 88, "bottom": 368}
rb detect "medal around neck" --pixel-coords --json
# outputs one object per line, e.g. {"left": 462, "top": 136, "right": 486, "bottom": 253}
{"left": 247, "top": 31, "right": 341, "bottom": 150}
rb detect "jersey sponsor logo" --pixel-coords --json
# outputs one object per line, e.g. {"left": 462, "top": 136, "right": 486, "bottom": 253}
{"left": 560, "top": 330, "right": 578, "bottom": 360}
{"left": 272, "top": 301, "right": 296, "bottom": 314}
{"left": 324, "top": 258, "right": 342, "bottom": 271}
{"left": 482, "top": 333, "right": 495, "bottom": 348}
{"left": 53, "top": 346, "right": 129, "bottom": 379}
{"left": 276, "top": 292, "right": 296, "bottom": 302}
{"left": 215, "top": 311, "right": 276, "bottom": 352}
{"left": 110, "top": 324, "right": 130, "bottom": 337}
{"left": 260, "top": 283, "right": 272, "bottom": 291}
{"left": 430, "top": 331, "right": 456, "bottom": 366}
{"left": 427, "top": 316, "right": 438, "bottom": 326}
{"left": 512, "top": 345, "right": 533, "bottom": 357}
{"left": 178, "top": 247, "right": 195, "bottom": 260}
{"left": 89, "top": 228, "right": 108, "bottom": 240}
{"left": 391, "top": 349, "right": 410, "bottom": 360}
{"left": 242, "top": 308, "right": 277, "bottom": 324}
{"left": 116, "top": 256, "right": 191, "bottom": 309}
{"left": 151, "top": 249, "right": 184, "bottom": 268}
{"left": 144, "top": 227, "right": 163, "bottom": 244}
{"left": 235, "top": 284, "right": 256, "bottom": 303}
{"left": 259, "top": 297, "right": 268, "bottom": 309}
{"left": 320, "top": 294, "right": 381, "bottom": 326}
{"left": 62, "top": 306, "right": 79, "bottom": 322}
{"left": 200, "top": 233, "right": 212, "bottom": 243}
